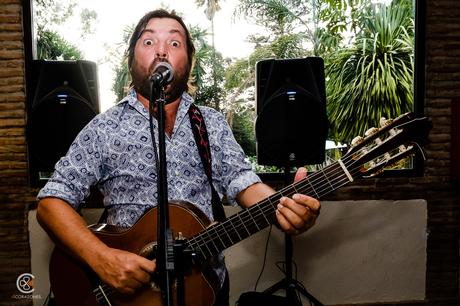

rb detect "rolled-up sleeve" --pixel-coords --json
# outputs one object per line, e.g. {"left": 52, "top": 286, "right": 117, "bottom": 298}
{"left": 211, "top": 111, "right": 261, "bottom": 205}
{"left": 37, "top": 118, "right": 104, "bottom": 210}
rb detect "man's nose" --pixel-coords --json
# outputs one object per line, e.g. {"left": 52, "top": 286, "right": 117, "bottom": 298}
{"left": 155, "top": 42, "right": 167, "bottom": 58}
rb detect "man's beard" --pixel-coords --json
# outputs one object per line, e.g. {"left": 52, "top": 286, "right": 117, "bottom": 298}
{"left": 131, "top": 59, "right": 189, "bottom": 103}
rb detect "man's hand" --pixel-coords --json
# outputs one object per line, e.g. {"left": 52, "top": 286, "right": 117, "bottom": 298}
{"left": 37, "top": 198, "right": 156, "bottom": 296}
{"left": 275, "top": 167, "right": 320, "bottom": 235}
{"left": 92, "top": 248, "right": 156, "bottom": 295}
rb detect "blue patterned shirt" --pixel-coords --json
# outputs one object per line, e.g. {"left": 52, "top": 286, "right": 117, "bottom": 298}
{"left": 38, "top": 89, "right": 261, "bottom": 226}
{"left": 37, "top": 89, "right": 261, "bottom": 287}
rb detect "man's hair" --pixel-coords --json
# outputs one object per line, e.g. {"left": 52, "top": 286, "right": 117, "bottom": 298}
{"left": 127, "top": 9, "right": 196, "bottom": 92}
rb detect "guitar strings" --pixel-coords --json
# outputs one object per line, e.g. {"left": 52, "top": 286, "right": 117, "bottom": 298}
{"left": 189, "top": 176, "right": 350, "bottom": 258}
{"left": 93, "top": 284, "right": 115, "bottom": 302}
{"left": 189, "top": 152, "right": 358, "bottom": 256}
{"left": 203, "top": 136, "right": 390, "bottom": 254}
{"left": 187, "top": 146, "right": 369, "bottom": 259}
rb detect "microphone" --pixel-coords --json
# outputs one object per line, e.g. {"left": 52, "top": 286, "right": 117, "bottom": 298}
{"left": 150, "top": 62, "right": 174, "bottom": 87}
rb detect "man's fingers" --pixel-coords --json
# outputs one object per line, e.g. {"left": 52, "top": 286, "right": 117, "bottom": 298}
{"left": 275, "top": 209, "right": 300, "bottom": 235}
{"left": 277, "top": 202, "right": 304, "bottom": 229}
{"left": 292, "top": 193, "right": 321, "bottom": 215}
{"left": 139, "top": 257, "right": 156, "bottom": 274}
{"left": 276, "top": 194, "right": 321, "bottom": 234}
{"left": 294, "top": 167, "right": 308, "bottom": 182}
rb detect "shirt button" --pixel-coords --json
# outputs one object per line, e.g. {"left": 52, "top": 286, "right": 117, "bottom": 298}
{"left": 175, "top": 170, "right": 180, "bottom": 175}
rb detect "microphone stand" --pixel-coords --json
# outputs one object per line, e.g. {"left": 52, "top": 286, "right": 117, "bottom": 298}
{"left": 149, "top": 81, "right": 174, "bottom": 306}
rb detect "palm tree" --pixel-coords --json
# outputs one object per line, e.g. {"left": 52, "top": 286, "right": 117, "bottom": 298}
{"left": 326, "top": 0, "right": 414, "bottom": 143}
{"left": 189, "top": 25, "right": 226, "bottom": 110}
{"left": 236, "top": 0, "right": 312, "bottom": 38}
{"left": 313, "top": 0, "right": 368, "bottom": 55}
{"left": 195, "top": 0, "right": 223, "bottom": 110}
{"left": 112, "top": 25, "right": 135, "bottom": 102}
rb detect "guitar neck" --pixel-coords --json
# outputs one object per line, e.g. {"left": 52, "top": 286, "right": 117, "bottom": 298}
{"left": 187, "top": 160, "right": 356, "bottom": 260}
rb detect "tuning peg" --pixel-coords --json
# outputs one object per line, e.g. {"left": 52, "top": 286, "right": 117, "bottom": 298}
{"left": 387, "top": 127, "right": 407, "bottom": 153}
{"left": 380, "top": 117, "right": 393, "bottom": 127}
{"left": 365, "top": 127, "right": 379, "bottom": 137}
{"left": 351, "top": 136, "right": 363, "bottom": 147}
{"left": 351, "top": 135, "right": 376, "bottom": 168}
{"left": 365, "top": 126, "right": 392, "bottom": 161}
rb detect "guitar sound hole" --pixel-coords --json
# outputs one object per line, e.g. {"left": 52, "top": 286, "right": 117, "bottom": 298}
{"left": 139, "top": 242, "right": 157, "bottom": 260}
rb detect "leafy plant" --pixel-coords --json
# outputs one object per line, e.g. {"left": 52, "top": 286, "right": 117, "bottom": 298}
{"left": 37, "top": 30, "right": 83, "bottom": 60}
{"left": 34, "top": 0, "right": 97, "bottom": 60}
{"left": 326, "top": 1, "right": 414, "bottom": 143}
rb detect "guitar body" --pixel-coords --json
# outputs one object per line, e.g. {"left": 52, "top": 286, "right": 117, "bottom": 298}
{"left": 49, "top": 201, "right": 218, "bottom": 306}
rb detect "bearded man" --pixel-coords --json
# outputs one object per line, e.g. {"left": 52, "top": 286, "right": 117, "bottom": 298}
{"left": 36, "top": 9, "right": 320, "bottom": 306}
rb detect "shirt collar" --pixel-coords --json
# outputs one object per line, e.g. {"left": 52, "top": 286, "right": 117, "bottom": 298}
{"left": 122, "top": 88, "right": 195, "bottom": 129}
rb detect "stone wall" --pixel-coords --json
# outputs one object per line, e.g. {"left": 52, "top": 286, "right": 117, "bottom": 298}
{"left": 0, "top": 0, "right": 37, "bottom": 305}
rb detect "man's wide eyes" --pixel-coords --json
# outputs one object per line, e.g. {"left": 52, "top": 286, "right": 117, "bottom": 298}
{"left": 143, "top": 39, "right": 154, "bottom": 46}
{"left": 142, "top": 39, "right": 181, "bottom": 47}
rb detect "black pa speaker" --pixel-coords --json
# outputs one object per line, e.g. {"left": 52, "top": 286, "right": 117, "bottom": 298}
{"left": 255, "top": 57, "right": 328, "bottom": 167}
{"left": 26, "top": 60, "right": 100, "bottom": 187}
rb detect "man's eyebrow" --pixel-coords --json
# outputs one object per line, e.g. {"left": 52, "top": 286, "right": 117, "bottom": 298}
{"left": 139, "top": 28, "right": 184, "bottom": 37}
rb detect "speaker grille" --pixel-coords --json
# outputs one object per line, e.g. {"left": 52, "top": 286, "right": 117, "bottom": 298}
{"left": 255, "top": 58, "right": 328, "bottom": 166}
{"left": 26, "top": 60, "right": 99, "bottom": 186}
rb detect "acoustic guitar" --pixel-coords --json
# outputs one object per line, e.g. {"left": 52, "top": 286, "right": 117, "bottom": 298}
{"left": 49, "top": 113, "right": 431, "bottom": 306}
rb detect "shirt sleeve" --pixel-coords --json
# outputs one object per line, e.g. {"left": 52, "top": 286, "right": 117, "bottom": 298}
{"left": 208, "top": 109, "right": 261, "bottom": 205}
{"left": 37, "top": 116, "right": 105, "bottom": 210}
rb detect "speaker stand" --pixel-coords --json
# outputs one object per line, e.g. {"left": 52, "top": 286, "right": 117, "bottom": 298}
{"left": 263, "top": 166, "right": 324, "bottom": 306}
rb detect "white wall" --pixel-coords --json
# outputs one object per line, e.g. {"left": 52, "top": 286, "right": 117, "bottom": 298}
{"left": 29, "top": 199, "right": 426, "bottom": 306}
{"left": 225, "top": 199, "right": 427, "bottom": 305}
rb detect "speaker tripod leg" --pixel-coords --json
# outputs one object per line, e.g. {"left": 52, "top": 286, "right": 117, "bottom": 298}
{"left": 263, "top": 166, "right": 324, "bottom": 306}
{"left": 292, "top": 280, "right": 324, "bottom": 306}
{"left": 263, "top": 278, "right": 287, "bottom": 295}
{"left": 263, "top": 234, "right": 324, "bottom": 306}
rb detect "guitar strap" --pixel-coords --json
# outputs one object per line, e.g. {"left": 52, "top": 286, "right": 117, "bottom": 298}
{"left": 188, "top": 103, "right": 227, "bottom": 222}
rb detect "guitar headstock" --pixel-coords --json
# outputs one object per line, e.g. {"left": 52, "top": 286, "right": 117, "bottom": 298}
{"left": 342, "top": 112, "right": 432, "bottom": 178}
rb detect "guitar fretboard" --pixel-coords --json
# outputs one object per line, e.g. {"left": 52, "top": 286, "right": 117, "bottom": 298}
{"left": 187, "top": 160, "right": 357, "bottom": 260}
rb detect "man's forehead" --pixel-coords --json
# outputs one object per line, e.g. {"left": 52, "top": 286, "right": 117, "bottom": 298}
{"left": 141, "top": 18, "right": 186, "bottom": 36}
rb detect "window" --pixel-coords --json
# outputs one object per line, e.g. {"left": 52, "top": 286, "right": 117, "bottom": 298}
{"left": 24, "top": 0, "right": 425, "bottom": 178}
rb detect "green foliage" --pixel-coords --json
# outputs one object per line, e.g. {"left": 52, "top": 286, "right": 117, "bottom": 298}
{"left": 37, "top": 30, "right": 83, "bottom": 60}
{"left": 190, "top": 26, "right": 212, "bottom": 90}
{"left": 230, "top": 105, "right": 256, "bottom": 156}
{"left": 224, "top": 58, "right": 252, "bottom": 90}
{"left": 270, "top": 33, "right": 310, "bottom": 58}
{"left": 189, "top": 26, "right": 227, "bottom": 110}
{"left": 194, "top": 81, "right": 226, "bottom": 110}
{"left": 232, "top": 0, "right": 416, "bottom": 170}
{"left": 34, "top": 0, "right": 97, "bottom": 60}
{"left": 112, "top": 56, "right": 130, "bottom": 102}
{"left": 236, "top": 0, "right": 309, "bottom": 36}
{"left": 325, "top": 1, "right": 414, "bottom": 143}
{"left": 111, "top": 25, "right": 135, "bottom": 102}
